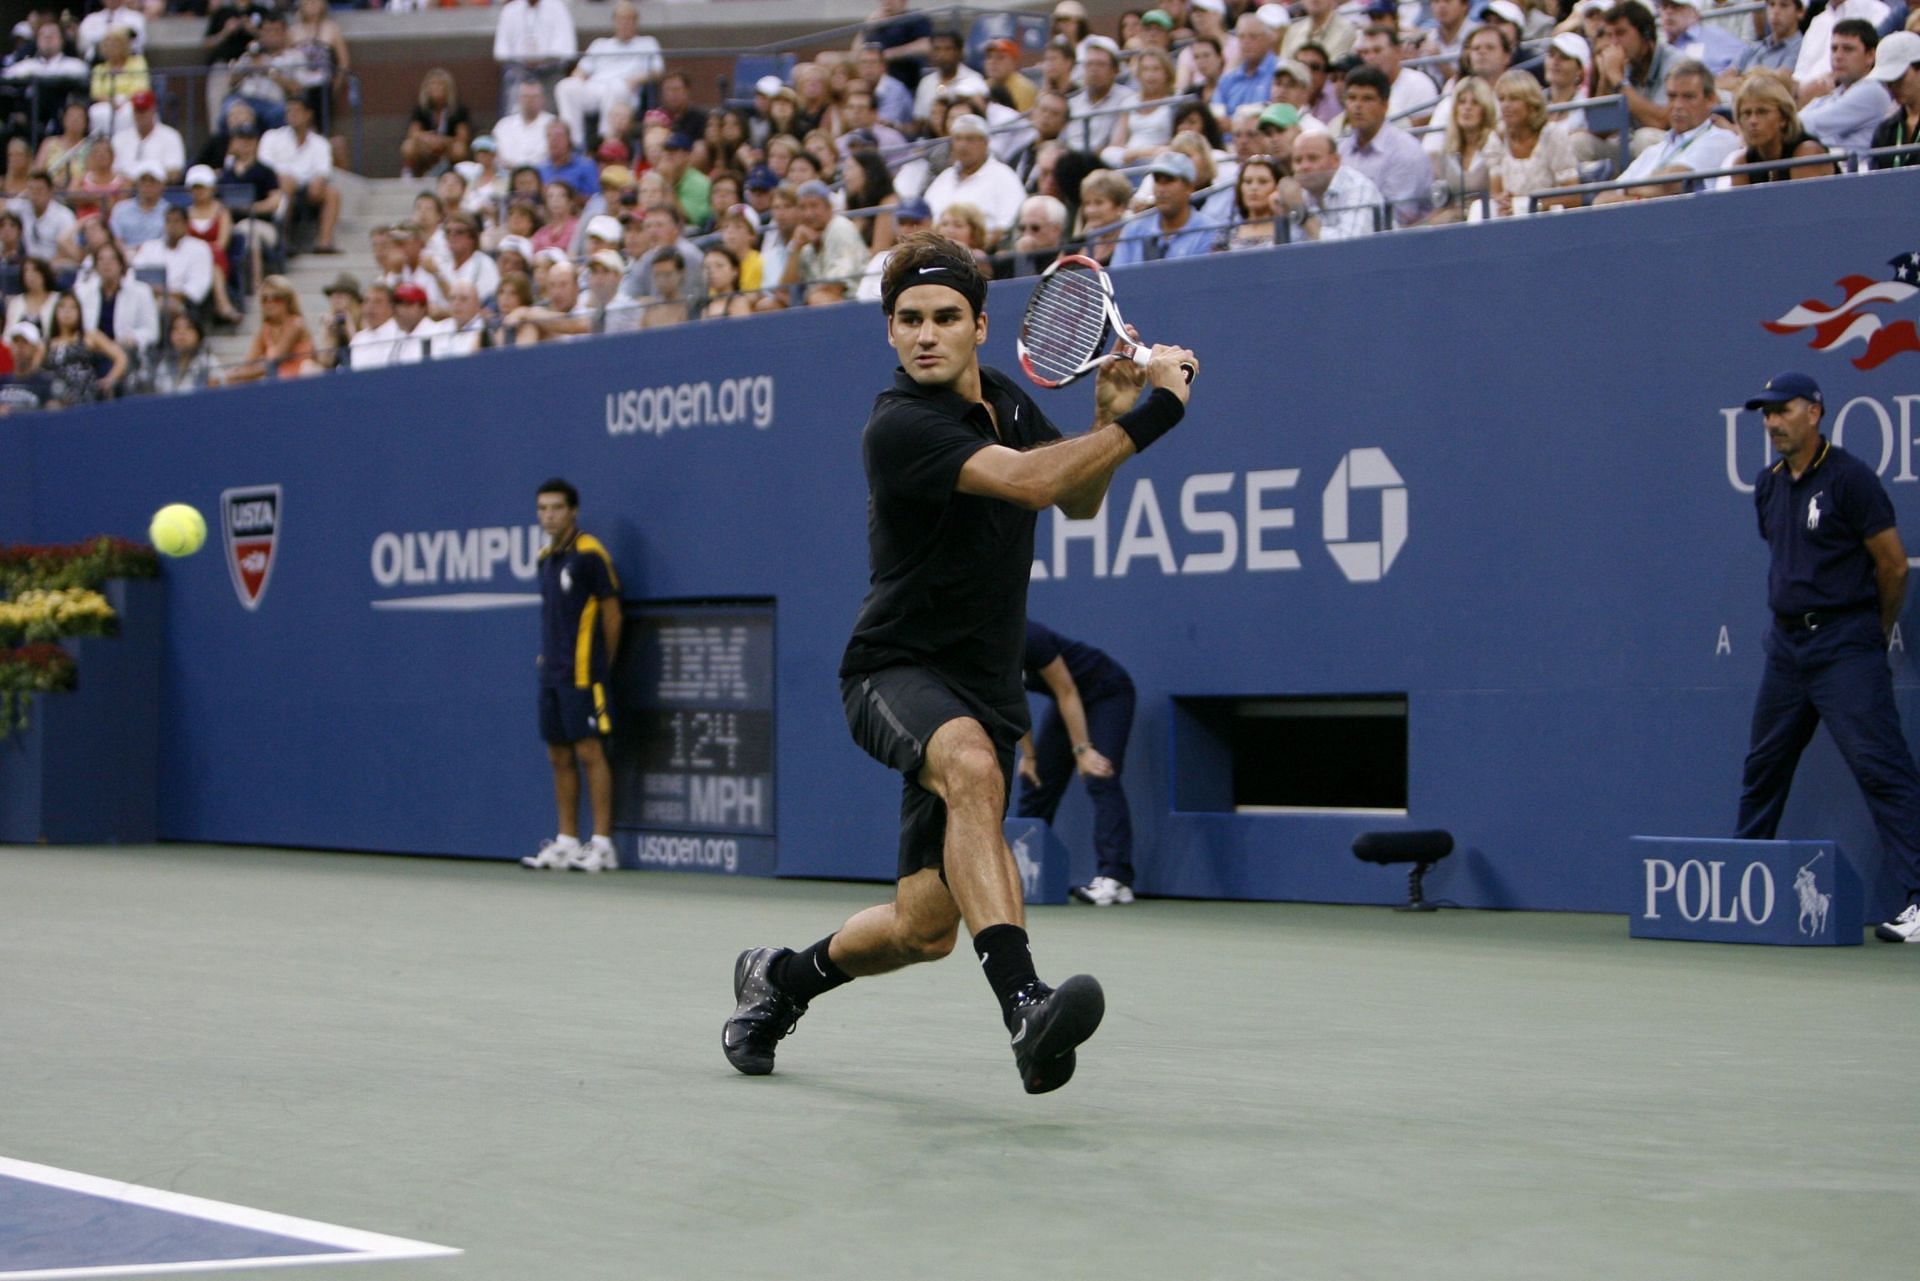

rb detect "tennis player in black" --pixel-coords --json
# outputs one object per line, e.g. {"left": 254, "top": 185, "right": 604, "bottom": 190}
{"left": 723, "top": 233, "right": 1198, "bottom": 1093}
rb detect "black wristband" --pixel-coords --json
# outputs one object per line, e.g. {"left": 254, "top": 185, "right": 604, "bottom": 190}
{"left": 1115, "top": 387, "right": 1185, "bottom": 453}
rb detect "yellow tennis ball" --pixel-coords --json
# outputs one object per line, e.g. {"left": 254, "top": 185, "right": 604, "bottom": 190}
{"left": 149, "top": 503, "right": 207, "bottom": 558}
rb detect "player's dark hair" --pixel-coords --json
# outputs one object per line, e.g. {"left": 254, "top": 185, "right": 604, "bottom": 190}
{"left": 881, "top": 231, "right": 989, "bottom": 319}
{"left": 1832, "top": 17, "right": 1878, "bottom": 47}
{"left": 537, "top": 478, "right": 580, "bottom": 508}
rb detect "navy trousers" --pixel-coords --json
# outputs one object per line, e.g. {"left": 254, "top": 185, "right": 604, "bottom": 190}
{"left": 1737, "top": 609, "right": 1920, "bottom": 899}
{"left": 1017, "top": 679, "right": 1136, "bottom": 884}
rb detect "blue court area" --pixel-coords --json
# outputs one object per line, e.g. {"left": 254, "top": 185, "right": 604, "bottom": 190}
{"left": 0, "top": 1156, "right": 455, "bottom": 1279}
{"left": 0, "top": 1176, "right": 347, "bottom": 1273}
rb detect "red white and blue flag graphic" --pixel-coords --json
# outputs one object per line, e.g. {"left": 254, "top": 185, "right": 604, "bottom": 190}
{"left": 1764, "top": 253, "right": 1920, "bottom": 370}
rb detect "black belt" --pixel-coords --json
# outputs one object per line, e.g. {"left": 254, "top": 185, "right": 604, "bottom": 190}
{"left": 1775, "top": 605, "right": 1874, "bottom": 633}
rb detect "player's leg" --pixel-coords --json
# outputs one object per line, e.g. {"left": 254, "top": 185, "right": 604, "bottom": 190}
{"left": 549, "top": 742, "right": 581, "bottom": 834}
{"left": 721, "top": 870, "right": 960, "bottom": 1077}
{"left": 1082, "top": 681, "right": 1136, "bottom": 898}
{"left": 564, "top": 682, "right": 617, "bottom": 871}
{"left": 525, "top": 688, "right": 583, "bottom": 868}
{"left": 1735, "top": 634, "right": 1821, "bottom": 839}
{"left": 1801, "top": 615, "right": 1920, "bottom": 939}
{"left": 919, "top": 715, "right": 1105, "bottom": 1093}
{"left": 1015, "top": 703, "right": 1073, "bottom": 823}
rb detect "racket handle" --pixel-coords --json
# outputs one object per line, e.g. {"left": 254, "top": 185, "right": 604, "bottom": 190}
{"left": 1178, "top": 362, "right": 1194, "bottom": 385}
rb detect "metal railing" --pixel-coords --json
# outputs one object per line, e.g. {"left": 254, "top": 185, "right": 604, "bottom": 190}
{"left": 1524, "top": 147, "right": 1852, "bottom": 208}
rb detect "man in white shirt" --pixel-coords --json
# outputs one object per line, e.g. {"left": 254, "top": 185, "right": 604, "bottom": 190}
{"left": 4, "top": 23, "right": 87, "bottom": 90}
{"left": 9, "top": 172, "right": 77, "bottom": 263}
{"left": 1794, "top": 0, "right": 1890, "bottom": 87}
{"left": 260, "top": 98, "right": 340, "bottom": 253}
{"left": 386, "top": 283, "right": 454, "bottom": 364}
{"left": 922, "top": 114, "right": 1027, "bottom": 242}
{"left": 1356, "top": 23, "right": 1438, "bottom": 125}
{"left": 1595, "top": 58, "right": 1740, "bottom": 202}
{"left": 1799, "top": 21, "right": 1896, "bottom": 154}
{"left": 913, "top": 29, "right": 989, "bottom": 122}
{"left": 555, "top": 0, "right": 660, "bottom": 146}
{"left": 108, "top": 91, "right": 185, "bottom": 184}
{"left": 437, "top": 213, "right": 501, "bottom": 303}
{"left": 495, "top": 0, "right": 578, "bottom": 63}
{"left": 492, "top": 81, "right": 558, "bottom": 171}
{"left": 77, "top": 0, "right": 145, "bottom": 61}
{"left": 132, "top": 206, "right": 215, "bottom": 313}
{"left": 348, "top": 283, "right": 400, "bottom": 370}
{"left": 1066, "top": 37, "right": 1139, "bottom": 153}
{"left": 436, "top": 281, "right": 490, "bottom": 358}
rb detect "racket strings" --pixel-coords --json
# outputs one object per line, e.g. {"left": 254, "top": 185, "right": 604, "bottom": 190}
{"left": 1021, "top": 269, "right": 1112, "bottom": 381}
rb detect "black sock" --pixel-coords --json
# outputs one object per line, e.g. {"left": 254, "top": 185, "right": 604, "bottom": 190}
{"left": 973, "top": 924, "right": 1039, "bottom": 1028}
{"left": 770, "top": 935, "right": 853, "bottom": 1004}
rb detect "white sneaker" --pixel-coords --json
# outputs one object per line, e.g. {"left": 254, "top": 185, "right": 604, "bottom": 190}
{"left": 567, "top": 836, "right": 618, "bottom": 873}
{"left": 1875, "top": 902, "right": 1920, "bottom": 943}
{"left": 521, "top": 835, "right": 578, "bottom": 870}
{"left": 1070, "top": 876, "right": 1135, "bottom": 906}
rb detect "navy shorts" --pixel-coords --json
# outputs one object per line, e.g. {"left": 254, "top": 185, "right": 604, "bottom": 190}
{"left": 540, "top": 682, "right": 610, "bottom": 745}
{"left": 841, "top": 666, "right": 1021, "bottom": 879}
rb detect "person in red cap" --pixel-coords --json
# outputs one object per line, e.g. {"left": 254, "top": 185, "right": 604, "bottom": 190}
{"left": 111, "top": 87, "right": 185, "bottom": 184}
{"left": 982, "top": 37, "right": 1037, "bottom": 110}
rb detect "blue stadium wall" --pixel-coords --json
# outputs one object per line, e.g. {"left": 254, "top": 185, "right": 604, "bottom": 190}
{"left": 12, "top": 170, "right": 1920, "bottom": 915}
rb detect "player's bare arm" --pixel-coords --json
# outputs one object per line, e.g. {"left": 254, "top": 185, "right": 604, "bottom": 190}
{"left": 957, "top": 343, "right": 1197, "bottom": 518}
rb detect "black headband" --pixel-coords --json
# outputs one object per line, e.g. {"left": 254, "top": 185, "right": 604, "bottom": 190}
{"left": 883, "top": 264, "right": 987, "bottom": 319}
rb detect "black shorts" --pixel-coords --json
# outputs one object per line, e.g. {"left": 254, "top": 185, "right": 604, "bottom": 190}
{"left": 540, "top": 682, "right": 610, "bottom": 745}
{"left": 842, "top": 666, "right": 1021, "bottom": 880}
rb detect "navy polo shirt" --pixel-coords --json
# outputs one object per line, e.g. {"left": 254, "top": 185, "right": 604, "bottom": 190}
{"left": 1023, "top": 619, "right": 1128, "bottom": 700}
{"left": 1754, "top": 437, "right": 1896, "bottom": 615}
{"left": 538, "top": 528, "right": 620, "bottom": 688}
{"left": 840, "top": 365, "right": 1062, "bottom": 715}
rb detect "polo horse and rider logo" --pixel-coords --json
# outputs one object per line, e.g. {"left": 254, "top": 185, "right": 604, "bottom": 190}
{"left": 1795, "top": 852, "right": 1832, "bottom": 938}
{"left": 1010, "top": 830, "right": 1041, "bottom": 899}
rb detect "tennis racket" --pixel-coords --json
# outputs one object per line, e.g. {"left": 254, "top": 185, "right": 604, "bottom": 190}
{"left": 1016, "top": 254, "right": 1193, "bottom": 390}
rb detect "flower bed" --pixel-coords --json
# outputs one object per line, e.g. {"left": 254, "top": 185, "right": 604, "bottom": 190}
{"left": 0, "top": 536, "right": 159, "bottom": 735}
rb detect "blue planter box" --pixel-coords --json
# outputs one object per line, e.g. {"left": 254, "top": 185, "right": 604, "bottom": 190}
{"left": 0, "top": 577, "right": 162, "bottom": 844}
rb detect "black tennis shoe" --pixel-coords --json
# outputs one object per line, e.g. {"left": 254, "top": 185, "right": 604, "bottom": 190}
{"left": 1007, "top": 975, "right": 1105, "bottom": 1094}
{"left": 723, "top": 947, "right": 809, "bottom": 1076}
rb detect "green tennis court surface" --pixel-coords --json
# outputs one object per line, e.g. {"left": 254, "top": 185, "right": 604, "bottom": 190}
{"left": 3, "top": 844, "right": 1914, "bottom": 1280}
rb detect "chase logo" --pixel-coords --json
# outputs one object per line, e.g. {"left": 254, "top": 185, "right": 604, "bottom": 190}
{"left": 1323, "top": 448, "right": 1408, "bottom": 584}
{"left": 222, "top": 484, "right": 281, "bottom": 611}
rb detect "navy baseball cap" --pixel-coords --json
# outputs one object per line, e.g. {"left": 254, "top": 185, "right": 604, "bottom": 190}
{"left": 895, "top": 197, "right": 932, "bottom": 222}
{"left": 1745, "top": 371, "right": 1823, "bottom": 410}
{"left": 744, "top": 165, "right": 779, "bottom": 192}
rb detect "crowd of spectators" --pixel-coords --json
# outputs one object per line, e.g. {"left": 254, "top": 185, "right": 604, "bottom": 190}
{"left": 4, "top": 0, "right": 1920, "bottom": 409}
{"left": 1, "top": 0, "right": 354, "bottom": 409}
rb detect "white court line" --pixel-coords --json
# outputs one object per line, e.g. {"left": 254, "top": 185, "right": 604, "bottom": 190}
{"left": 0, "top": 1156, "right": 459, "bottom": 1280}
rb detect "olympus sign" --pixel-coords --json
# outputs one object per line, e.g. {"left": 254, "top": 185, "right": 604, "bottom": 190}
{"left": 1032, "top": 448, "right": 1408, "bottom": 584}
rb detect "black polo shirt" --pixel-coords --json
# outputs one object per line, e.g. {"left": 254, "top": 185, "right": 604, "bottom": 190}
{"left": 840, "top": 364, "right": 1063, "bottom": 716}
{"left": 1754, "top": 437, "right": 1897, "bottom": 615}
{"left": 1023, "top": 619, "right": 1128, "bottom": 700}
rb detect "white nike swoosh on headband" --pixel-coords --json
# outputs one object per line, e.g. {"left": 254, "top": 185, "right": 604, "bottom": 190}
{"left": 919, "top": 266, "right": 947, "bottom": 274}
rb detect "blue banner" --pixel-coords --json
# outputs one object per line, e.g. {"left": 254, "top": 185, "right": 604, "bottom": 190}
{"left": 15, "top": 171, "right": 1920, "bottom": 917}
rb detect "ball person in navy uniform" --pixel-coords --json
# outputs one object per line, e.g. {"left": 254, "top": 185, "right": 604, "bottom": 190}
{"left": 1737, "top": 372, "right": 1920, "bottom": 942}
{"left": 1016, "top": 619, "right": 1139, "bottom": 906}
{"left": 523, "top": 478, "right": 624, "bottom": 874}
{"left": 723, "top": 233, "right": 1198, "bottom": 1092}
